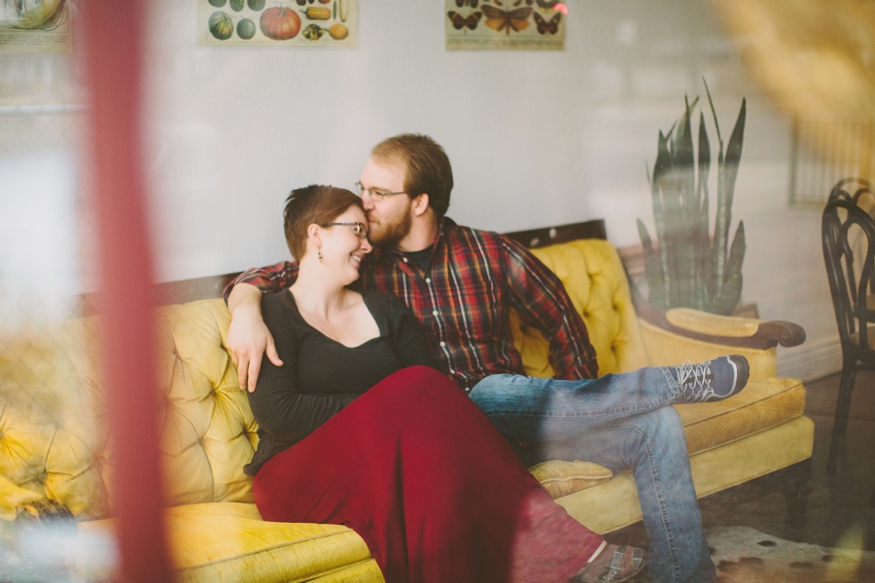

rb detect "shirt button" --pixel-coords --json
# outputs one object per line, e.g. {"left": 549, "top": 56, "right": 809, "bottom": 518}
{"left": 440, "top": 341, "right": 446, "bottom": 347}
{"left": 432, "top": 310, "right": 439, "bottom": 317}
{"left": 402, "top": 257, "right": 408, "bottom": 263}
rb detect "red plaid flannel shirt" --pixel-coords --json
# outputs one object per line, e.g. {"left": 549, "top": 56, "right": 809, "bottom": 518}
{"left": 225, "top": 217, "right": 598, "bottom": 389}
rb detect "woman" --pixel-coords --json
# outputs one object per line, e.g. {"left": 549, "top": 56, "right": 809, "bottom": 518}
{"left": 245, "top": 185, "right": 645, "bottom": 583}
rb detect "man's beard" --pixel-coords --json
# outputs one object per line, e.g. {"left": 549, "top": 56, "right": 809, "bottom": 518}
{"left": 369, "top": 207, "right": 413, "bottom": 249}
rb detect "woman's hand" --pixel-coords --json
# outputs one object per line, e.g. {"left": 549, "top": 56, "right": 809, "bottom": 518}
{"left": 227, "top": 283, "right": 283, "bottom": 392}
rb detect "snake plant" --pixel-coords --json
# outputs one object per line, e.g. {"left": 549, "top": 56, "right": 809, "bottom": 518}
{"left": 637, "top": 82, "right": 747, "bottom": 316}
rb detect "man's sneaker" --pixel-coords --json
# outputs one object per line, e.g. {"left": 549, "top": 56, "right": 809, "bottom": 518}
{"left": 570, "top": 544, "right": 646, "bottom": 583}
{"left": 669, "top": 355, "right": 750, "bottom": 403}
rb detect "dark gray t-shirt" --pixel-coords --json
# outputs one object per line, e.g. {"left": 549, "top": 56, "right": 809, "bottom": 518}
{"left": 245, "top": 290, "right": 434, "bottom": 475}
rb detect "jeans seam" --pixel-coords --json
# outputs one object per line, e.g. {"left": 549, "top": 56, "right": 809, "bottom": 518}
{"left": 633, "top": 422, "right": 681, "bottom": 583}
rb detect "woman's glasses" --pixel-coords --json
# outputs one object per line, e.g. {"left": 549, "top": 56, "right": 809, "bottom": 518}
{"left": 323, "top": 222, "right": 369, "bottom": 239}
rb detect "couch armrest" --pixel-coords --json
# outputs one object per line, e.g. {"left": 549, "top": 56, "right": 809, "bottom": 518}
{"left": 636, "top": 307, "right": 805, "bottom": 381}
{"left": 15, "top": 498, "right": 75, "bottom": 525}
{"left": 637, "top": 318, "right": 777, "bottom": 380}
{"left": 0, "top": 475, "right": 45, "bottom": 521}
{"left": 637, "top": 304, "right": 806, "bottom": 350}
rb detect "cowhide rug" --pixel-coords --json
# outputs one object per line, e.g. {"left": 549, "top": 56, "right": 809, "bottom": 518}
{"left": 702, "top": 526, "right": 875, "bottom": 583}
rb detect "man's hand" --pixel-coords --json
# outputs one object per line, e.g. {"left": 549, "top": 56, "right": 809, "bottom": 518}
{"left": 227, "top": 283, "right": 283, "bottom": 392}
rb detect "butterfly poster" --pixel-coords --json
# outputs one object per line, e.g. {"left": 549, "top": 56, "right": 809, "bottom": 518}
{"left": 445, "top": 0, "right": 565, "bottom": 51}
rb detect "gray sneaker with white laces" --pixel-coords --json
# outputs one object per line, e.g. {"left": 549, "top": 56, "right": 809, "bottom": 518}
{"left": 668, "top": 354, "right": 750, "bottom": 403}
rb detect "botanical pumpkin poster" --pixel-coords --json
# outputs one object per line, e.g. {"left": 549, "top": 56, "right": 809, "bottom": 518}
{"left": 198, "top": 0, "right": 357, "bottom": 47}
{"left": 445, "top": 0, "right": 565, "bottom": 51}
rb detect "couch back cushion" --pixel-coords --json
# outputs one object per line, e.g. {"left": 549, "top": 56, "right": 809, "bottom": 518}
{"left": 512, "top": 239, "right": 649, "bottom": 376}
{"left": 0, "top": 298, "right": 257, "bottom": 519}
{"left": 0, "top": 321, "right": 110, "bottom": 519}
{"left": 152, "top": 300, "right": 258, "bottom": 507}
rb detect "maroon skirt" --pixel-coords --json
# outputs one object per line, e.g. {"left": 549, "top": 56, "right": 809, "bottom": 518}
{"left": 253, "top": 366, "right": 602, "bottom": 583}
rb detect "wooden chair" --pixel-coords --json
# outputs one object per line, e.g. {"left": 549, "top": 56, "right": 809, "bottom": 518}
{"left": 822, "top": 178, "right": 875, "bottom": 479}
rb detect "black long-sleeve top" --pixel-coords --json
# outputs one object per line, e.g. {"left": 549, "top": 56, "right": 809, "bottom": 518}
{"left": 244, "top": 290, "right": 434, "bottom": 475}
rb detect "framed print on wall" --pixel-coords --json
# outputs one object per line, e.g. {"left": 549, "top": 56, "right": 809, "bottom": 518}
{"left": 445, "top": 0, "right": 565, "bottom": 51}
{"left": 0, "top": 0, "right": 72, "bottom": 55}
{"left": 198, "top": 0, "right": 358, "bottom": 47}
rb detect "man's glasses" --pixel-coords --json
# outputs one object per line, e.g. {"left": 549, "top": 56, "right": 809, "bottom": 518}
{"left": 323, "top": 222, "right": 369, "bottom": 239}
{"left": 355, "top": 181, "right": 406, "bottom": 202}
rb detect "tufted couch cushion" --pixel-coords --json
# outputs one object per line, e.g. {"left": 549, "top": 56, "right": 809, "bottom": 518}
{"left": 152, "top": 301, "right": 257, "bottom": 507}
{"left": 0, "top": 300, "right": 259, "bottom": 521}
{"left": 0, "top": 325, "right": 109, "bottom": 519}
{"left": 511, "top": 239, "right": 650, "bottom": 378}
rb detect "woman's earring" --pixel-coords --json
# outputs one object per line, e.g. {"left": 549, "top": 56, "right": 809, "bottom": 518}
{"left": 318, "top": 249, "right": 323, "bottom": 262}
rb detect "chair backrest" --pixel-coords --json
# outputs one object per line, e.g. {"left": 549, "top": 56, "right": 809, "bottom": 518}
{"left": 822, "top": 178, "right": 875, "bottom": 359}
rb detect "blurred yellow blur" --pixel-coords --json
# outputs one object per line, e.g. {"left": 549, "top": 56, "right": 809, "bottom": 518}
{"left": 715, "top": 0, "right": 875, "bottom": 174}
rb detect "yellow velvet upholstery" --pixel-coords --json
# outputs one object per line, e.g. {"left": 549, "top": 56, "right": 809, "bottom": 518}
{"left": 0, "top": 474, "right": 44, "bottom": 521}
{"left": 152, "top": 301, "right": 257, "bottom": 508}
{"left": 665, "top": 308, "right": 762, "bottom": 338}
{"left": 0, "top": 324, "right": 109, "bottom": 520}
{"left": 528, "top": 460, "right": 613, "bottom": 499}
{"left": 638, "top": 319, "right": 778, "bottom": 381}
{"left": 79, "top": 504, "right": 379, "bottom": 583}
{"left": 0, "top": 238, "right": 813, "bottom": 582}
{"left": 677, "top": 377, "right": 806, "bottom": 455}
{"left": 556, "top": 417, "right": 815, "bottom": 534}
{"left": 513, "top": 240, "right": 650, "bottom": 377}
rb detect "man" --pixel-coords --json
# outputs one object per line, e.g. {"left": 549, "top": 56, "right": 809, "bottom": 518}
{"left": 225, "top": 133, "right": 748, "bottom": 583}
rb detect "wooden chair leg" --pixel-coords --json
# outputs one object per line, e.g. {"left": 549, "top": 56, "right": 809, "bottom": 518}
{"left": 828, "top": 361, "right": 858, "bottom": 474}
{"left": 783, "top": 466, "right": 813, "bottom": 530}
{"left": 836, "top": 363, "right": 858, "bottom": 439}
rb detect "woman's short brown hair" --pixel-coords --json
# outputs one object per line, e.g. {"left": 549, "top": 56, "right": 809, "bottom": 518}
{"left": 283, "top": 185, "right": 363, "bottom": 260}
{"left": 371, "top": 133, "right": 453, "bottom": 218}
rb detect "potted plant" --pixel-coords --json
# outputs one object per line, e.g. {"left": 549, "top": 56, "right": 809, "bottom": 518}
{"left": 637, "top": 82, "right": 747, "bottom": 316}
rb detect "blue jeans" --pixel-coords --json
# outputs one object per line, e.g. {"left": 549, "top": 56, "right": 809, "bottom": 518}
{"left": 469, "top": 368, "right": 716, "bottom": 583}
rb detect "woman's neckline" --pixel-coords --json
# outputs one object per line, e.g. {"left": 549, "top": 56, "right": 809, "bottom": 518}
{"left": 284, "top": 289, "right": 382, "bottom": 349}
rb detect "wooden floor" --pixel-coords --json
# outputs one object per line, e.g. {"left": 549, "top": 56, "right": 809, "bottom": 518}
{"left": 701, "top": 369, "right": 875, "bottom": 551}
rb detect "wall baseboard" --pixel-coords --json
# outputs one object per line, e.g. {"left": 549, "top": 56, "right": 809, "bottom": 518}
{"left": 777, "top": 334, "right": 843, "bottom": 382}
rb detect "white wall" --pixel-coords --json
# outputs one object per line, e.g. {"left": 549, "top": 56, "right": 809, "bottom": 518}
{"left": 0, "top": 1, "right": 841, "bottom": 379}
{"left": 144, "top": 1, "right": 755, "bottom": 276}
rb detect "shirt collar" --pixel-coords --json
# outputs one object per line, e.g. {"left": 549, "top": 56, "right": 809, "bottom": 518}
{"left": 373, "top": 216, "right": 455, "bottom": 262}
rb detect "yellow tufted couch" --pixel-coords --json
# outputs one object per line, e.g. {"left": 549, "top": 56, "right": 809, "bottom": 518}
{"left": 0, "top": 230, "right": 812, "bottom": 582}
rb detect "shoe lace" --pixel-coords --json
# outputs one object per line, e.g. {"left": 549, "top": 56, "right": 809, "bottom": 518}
{"left": 676, "top": 359, "right": 714, "bottom": 401}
